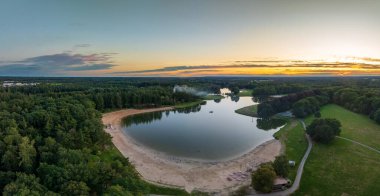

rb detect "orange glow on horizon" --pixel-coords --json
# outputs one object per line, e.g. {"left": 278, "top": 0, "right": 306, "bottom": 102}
{"left": 105, "top": 56, "right": 380, "bottom": 77}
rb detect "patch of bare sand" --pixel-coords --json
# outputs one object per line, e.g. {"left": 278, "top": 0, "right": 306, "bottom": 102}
{"left": 102, "top": 107, "right": 282, "bottom": 194}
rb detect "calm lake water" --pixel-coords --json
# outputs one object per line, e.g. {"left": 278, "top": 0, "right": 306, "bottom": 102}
{"left": 122, "top": 95, "right": 285, "bottom": 162}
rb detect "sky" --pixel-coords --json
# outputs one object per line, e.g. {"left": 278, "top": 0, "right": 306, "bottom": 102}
{"left": 0, "top": 0, "right": 380, "bottom": 76}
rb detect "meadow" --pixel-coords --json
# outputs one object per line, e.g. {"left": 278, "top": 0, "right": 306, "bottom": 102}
{"left": 274, "top": 119, "right": 308, "bottom": 181}
{"left": 235, "top": 104, "right": 258, "bottom": 117}
{"left": 238, "top": 89, "right": 253, "bottom": 97}
{"left": 293, "top": 104, "right": 380, "bottom": 196}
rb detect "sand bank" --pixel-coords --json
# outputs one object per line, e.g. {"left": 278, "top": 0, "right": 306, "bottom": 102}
{"left": 102, "top": 107, "right": 281, "bottom": 194}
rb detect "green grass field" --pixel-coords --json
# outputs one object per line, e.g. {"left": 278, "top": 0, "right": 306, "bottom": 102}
{"left": 274, "top": 120, "right": 308, "bottom": 181}
{"left": 234, "top": 104, "right": 258, "bottom": 117}
{"left": 293, "top": 104, "right": 380, "bottom": 196}
{"left": 305, "top": 104, "right": 380, "bottom": 149}
{"left": 238, "top": 89, "right": 253, "bottom": 96}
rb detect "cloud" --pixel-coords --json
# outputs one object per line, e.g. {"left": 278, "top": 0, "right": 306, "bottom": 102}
{"left": 111, "top": 59, "right": 380, "bottom": 76}
{"left": 0, "top": 64, "right": 42, "bottom": 75}
{"left": 179, "top": 69, "right": 222, "bottom": 74}
{"left": 353, "top": 57, "right": 380, "bottom": 62}
{"left": 113, "top": 63, "right": 380, "bottom": 75}
{"left": 233, "top": 60, "right": 308, "bottom": 63}
{"left": 112, "top": 64, "right": 268, "bottom": 74}
{"left": 65, "top": 64, "right": 114, "bottom": 71}
{"left": 22, "top": 53, "right": 85, "bottom": 66}
{"left": 0, "top": 52, "right": 117, "bottom": 76}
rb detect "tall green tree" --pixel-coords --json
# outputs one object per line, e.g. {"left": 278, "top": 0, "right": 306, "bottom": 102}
{"left": 252, "top": 164, "right": 276, "bottom": 193}
{"left": 307, "top": 118, "right": 342, "bottom": 143}
{"left": 273, "top": 155, "right": 289, "bottom": 177}
{"left": 18, "top": 137, "right": 36, "bottom": 173}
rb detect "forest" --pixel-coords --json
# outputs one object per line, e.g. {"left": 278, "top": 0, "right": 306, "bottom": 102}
{"left": 255, "top": 78, "right": 380, "bottom": 124}
{"left": 0, "top": 78, "right": 204, "bottom": 195}
{"left": 0, "top": 76, "right": 380, "bottom": 195}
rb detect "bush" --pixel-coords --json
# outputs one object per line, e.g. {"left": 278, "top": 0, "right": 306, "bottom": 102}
{"left": 252, "top": 164, "right": 276, "bottom": 193}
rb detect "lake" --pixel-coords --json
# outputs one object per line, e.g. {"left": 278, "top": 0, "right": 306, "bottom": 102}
{"left": 122, "top": 95, "right": 285, "bottom": 162}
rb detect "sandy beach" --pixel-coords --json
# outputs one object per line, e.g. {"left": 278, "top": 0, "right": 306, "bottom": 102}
{"left": 102, "top": 107, "right": 282, "bottom": 194}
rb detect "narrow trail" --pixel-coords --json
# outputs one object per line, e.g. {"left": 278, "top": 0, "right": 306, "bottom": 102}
{"left": 336, "top": 136, "right": 380, "bottom": 154}
{"left": 248, "top": 120, "right": 312, "bottom": 196}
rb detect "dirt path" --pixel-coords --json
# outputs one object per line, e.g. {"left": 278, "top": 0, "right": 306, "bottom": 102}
{"left": 102, "top": 107, "right": 282, "bottom": 194}
{"left": 336, "top": 136, "right": 380, "bottom": 154}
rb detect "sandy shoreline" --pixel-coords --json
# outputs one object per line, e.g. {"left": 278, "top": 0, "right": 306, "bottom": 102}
{"left": 102, "top": 107, "right": 282, "bottom": 194}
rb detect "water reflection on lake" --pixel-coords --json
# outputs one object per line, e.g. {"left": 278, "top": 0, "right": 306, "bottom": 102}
{"left": 122, "top": 96, "right": 285, "bottom": 162}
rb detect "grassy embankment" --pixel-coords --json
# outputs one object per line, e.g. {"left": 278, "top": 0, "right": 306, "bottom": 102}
{"left": 273, "top": 119, "right": 308, "bottom": 181}
{"left": 238, "top": 89, "right": 253, "bottom": 96}
{"left": 234, "top": 104, "right": 258, "bottom": 117}
{"left": 174, "top": 100, "right": 206, "bottom": 109}
{"left": 104, "top": 95, "right": 223, "bottom": 111}
{"left": 292, "top": 104, "right": 380, "bottom": 196}
{"left": 175, "top": 94, "right": 225, "bottom": 109}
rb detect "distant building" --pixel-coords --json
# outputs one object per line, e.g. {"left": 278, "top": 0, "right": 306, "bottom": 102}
{"left": 2, "top": 81, "right": 39, "bottom": 88}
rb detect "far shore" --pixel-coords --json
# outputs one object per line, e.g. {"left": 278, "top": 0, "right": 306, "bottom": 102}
{"left": 102, "top": 107, "right": 282, "bottom": 194}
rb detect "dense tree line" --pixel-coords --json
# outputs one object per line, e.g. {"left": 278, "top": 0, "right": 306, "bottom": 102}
{"left": 257, "top": 90, "right": 324, "bottom": 118}
{"left": 3, "top": 85, "right": 200, "bottom": 112}
{"left": 122, "top": 104, "right": 202, "bottom": 127}
{"left": 257, "top": 84, "right": 380, "bottom": 125}
{"left": 256, "top": 118, "right": 287, "bottom": 130}
{"left": 291, "top": 95, "right": 330, "bottom": 118}
{"left": 332, "top": 88, "right": 380, "bottom": 124}
{"left": 252, "top": 83, "right": 307, "bottom": 96}
{"left": 89, "top": 87, "right": 199, "bottom": 111}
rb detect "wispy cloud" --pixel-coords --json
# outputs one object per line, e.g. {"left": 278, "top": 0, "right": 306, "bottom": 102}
{"left": 112, "top": 63, "right": 380, "bottom": 74}
{"left": 0, "top": 52, "right": 117, "bottom": 76}
{"left": 2, "top": 54, "right": 380, "bottom": 76}
{"left": 111, "top": 58, "right": 380, "bottom": 76}
{"left": 65, "top": 63, "right": 114, "bottom": 71}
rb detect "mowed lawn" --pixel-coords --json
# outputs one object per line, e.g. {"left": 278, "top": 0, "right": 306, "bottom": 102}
{"left": 274, "top": 119, "right": 308, "bottom": 181}
{"left": 238, "top": 89, "right": 253, "bottom": 96}
{"left": 294, "top": 104, "right": 380, "bottom": 196}
{"left": 235, "top": 104, "right": 258, "bottom": 117}
{"left": 305, "top": 104, "right": 380, "bottom": 149}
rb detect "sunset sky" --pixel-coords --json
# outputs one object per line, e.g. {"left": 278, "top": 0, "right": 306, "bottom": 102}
{"left": 1, "top": 0, "right": 380, "bottom": 76}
